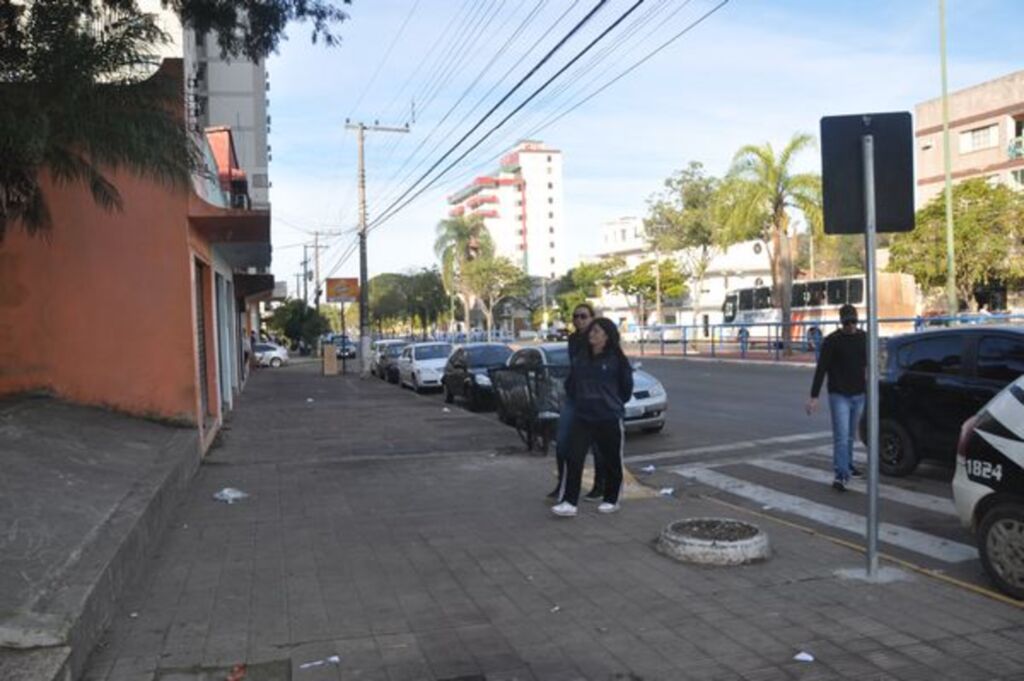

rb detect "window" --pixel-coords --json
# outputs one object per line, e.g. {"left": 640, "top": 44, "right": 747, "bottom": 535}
{"left": 517, "top": 244, "right": 524, "bottom": 251}
{"left": 515, "top": 199, "right": 522, "bottom": 206}
{"left": 754, "top": 287, "right": 772, "bottom": 309}
{"left": 806, "top": 282, "right": 826, "bottom": 307}
{"left": 547, "top": 155, "right": 552, "bottom": 162}
{"left": 549, "top": 241, "right": 555, "bottom": 248}
{"left": 515, "top": 214, "right": 522, "bottom": 221}
{"left": 827, "top": 280, "right": 847, "bottom": 306}
{"left": 550, "top": 257, "right": 556, "bottom": 264}
{"left": 1011, "top": 170, "right": 1024, "bottom": 189}
{"left": 548, "top": 212, "right": 554, "bottom": 219}
{"left": 792, "top": 283, "right": 807, "bottom": 308}
{"left": 547, "top": 182, "right": 553, "bottom": 189}
{"left": 620, "top": 229, "right": 626, "bottom": 241}
{"left": 977, "top": 336, "right": 1024, "bottom": 383}
{"left": 848, "top": 279, "right": 864, "bottom": 304}
{"left": 738, "top": 289, "right": 754, "bottom": 311}
{"left": 548, "top": 197, "right": 554, "bottom": 204}
{"left": 515, "top": 184, "right": 523, "bottom": 191}
{"left": 958, "top": 124, "right": 998, "bottom": 153}
{"left": 549, "top": 226, "right": 555, "bottom": 234}
{"left": 254, "top": 344, "right": 271, "bottom": 352}
{"left": 897, "top": 336, "right": 965, "bottom": 375}
{"left": 517, "top": 229, "right": 523, "bottom": 236}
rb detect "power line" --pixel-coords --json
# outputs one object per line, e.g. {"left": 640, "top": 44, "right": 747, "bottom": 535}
{"left": 367, "top": 0, "right": 616, "bottom": 233}
{"left": 344, "top": 0, "right": 422, "bottom": 121}
{"left": 369, "top": 0, "right": 648, "bottom": 233}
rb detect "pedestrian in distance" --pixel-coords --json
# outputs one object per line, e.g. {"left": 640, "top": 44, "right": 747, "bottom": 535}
{"left": 548, "top": 303, "right": 605, "bottom": 502}
{"left": 552, "top": 317, "right": 634, "bottom": 517}
{"left": 806, "top": 303, "right": 866, "bottom": 492}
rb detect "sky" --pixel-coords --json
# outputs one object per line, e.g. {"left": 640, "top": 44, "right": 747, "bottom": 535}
{"left": 266, "top": 0, "right": 1024, "bottom": 297}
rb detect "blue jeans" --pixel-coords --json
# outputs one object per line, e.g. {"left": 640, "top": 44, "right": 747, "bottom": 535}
{"left": 828, "top": 392, "right": 865, "bottom": 482}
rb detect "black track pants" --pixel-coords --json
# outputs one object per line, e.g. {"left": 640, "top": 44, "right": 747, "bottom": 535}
{"left": 562, "top": 418, "right": 624, "bottom": 506}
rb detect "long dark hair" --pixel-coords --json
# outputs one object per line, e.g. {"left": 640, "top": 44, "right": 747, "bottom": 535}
{"left": 587, "top": 317, "right": 626, "bottom": 361}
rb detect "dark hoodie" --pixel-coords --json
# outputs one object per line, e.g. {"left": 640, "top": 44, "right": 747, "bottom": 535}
{"left": 565, "top": 349, "right": 634, "bottom": 423}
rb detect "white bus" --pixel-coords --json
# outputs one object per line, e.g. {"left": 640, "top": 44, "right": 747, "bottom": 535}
{"left": 721, "top": 273, "right": 917, "bottom": 343}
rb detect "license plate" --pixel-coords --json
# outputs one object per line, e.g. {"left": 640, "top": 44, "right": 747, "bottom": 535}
{"left": 626, "top": 405, "right": 643, "bottom": 419}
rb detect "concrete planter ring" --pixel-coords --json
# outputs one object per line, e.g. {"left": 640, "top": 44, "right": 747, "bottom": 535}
{"left": 657, "top": 517, "right": 770, "bottom": 566}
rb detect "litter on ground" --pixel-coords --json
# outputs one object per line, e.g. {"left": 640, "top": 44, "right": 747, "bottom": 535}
{"left": 641, "top": 465, "right": 656, "bottom": 473}
{"left": 793, "top": 652, "right": 815, "bottom": 662}
{"left": 658, "top": 487, "right": 675, "bottom": 496}
{"left": 213, "top": 488, "right": 249, "bottom": 504}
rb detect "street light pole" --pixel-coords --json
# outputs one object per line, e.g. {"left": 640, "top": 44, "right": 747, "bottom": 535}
{"left": 346, "top": 119, "right": 410, "bottom": 377}
{"left": 939, "top": 0, "right": 958, "bottom": 315}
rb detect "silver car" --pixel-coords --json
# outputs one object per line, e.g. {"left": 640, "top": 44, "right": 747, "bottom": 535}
{"left": 506, "top": 343, "right": 667, "bottom": 433}
{"left": 254, "top": 342, "right": 289, "bottom": 368}
{"left": 371, "top": 340, "right": 407, "bottom": 379}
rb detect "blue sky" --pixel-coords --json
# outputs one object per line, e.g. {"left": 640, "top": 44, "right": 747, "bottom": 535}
{"left": 266, "top": 0, "right": 1023, "bottom": 294}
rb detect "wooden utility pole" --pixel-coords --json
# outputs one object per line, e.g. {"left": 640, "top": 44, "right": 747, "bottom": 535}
{"left": 310, "top": 230, "right": 343, "bottom": 312}
{"left": 345, "top": 119, "right": 409, "bottom": 376}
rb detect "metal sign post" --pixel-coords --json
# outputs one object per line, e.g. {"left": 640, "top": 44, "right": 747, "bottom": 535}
{"left": 862, "top": 134, "right": 880, "bottom": 578}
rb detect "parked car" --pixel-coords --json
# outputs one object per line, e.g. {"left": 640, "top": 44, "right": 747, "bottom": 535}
{"left": 505, "top": 343, "right": 668, "bottom": 433}
{"left": 953, "top": 375, "right": 1024, "bottom": 599}
{"left": 254, "top": 342, "right": 289, "bottom": 368}
{"left": 397, "top": 342, "right": 453, "bottom": 393}
{"left": 442, "top": 343, "right": 513, "bottom": 410}
{"left": 334, "top": 338, "right": 357, "bottom": 359}
{"left": 371, "top": 340, "right": 407, "bottom": 378}
{"left": 381, "top": 343, "right": 409, "bottom": 384}
{"left": 864, "top": 327, "right": 1024, "bottom": 476}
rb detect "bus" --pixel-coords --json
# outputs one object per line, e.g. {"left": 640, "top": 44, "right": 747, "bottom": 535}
{"left": 721, "top": 273, "right": 917, "bottom": 343}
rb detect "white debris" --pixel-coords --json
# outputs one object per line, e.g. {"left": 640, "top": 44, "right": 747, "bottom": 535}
{"left": 641, "top": 465, "right": 656, "bottom": 473}
{"left": 213, "top": 488, "right": 249, "bottom": 504}
{"left": 793, "top": 652, "right": 815, "bottom": 663}
{"left": 658, "top": 487, "right": 675, "bottom": 497}
{"left": 443, "top": 407, "right": 451, "bottom": 413}
{"left": 550, "top": 605, "right": 561, "bottom": 613}
{"left": 306, "top": 398, "right": 315, "bottom": 403}
{"left": 299, "top": 655, "right": 341, "bottom": 670}
{"left": 129, "top": 612, "right": 138, "bottom": 619}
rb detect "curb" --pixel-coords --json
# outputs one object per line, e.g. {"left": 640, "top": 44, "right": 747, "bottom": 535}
{"left": 0, "top": 428, "right": 200, "bottom": 681}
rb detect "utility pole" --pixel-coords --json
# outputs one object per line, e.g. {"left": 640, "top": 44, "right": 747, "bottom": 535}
{"left": 939, "top": 0, "right": 958, "bottom": 315}
{"left": 345, "top": 119, "right": 410, "bottom": 377}
{"left": 301, "top": 245, "right": 310, "bottom": 306}
{"left": 309, "top": 230, "right": 343, "bottom": 312}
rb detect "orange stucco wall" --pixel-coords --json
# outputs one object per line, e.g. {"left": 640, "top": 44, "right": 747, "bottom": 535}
{"left": 0, "top": 171, "right": 203, "bottom": 424}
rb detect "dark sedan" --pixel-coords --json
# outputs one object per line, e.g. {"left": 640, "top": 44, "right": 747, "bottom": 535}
{"left": 442, "top": 343, "right": 513, "bottom": 411}
{"left": 866, "top": 326, "right": 1024, "bottom": 476}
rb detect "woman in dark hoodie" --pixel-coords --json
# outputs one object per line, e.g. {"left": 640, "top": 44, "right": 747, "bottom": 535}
{"left": 552, "top": 317, "right": 633, "bottom": 517}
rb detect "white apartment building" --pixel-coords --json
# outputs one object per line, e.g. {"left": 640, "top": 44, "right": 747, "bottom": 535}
{"left": 144, "top": 2, "right": 271, "bottom": 209}
{"left": 447, "top": 140, "right": 565, "bottom": 279}
{"left": 587, "top": 217, "right": 772, "bottom": 331}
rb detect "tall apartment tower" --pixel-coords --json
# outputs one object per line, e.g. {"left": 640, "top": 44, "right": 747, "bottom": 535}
{"left": 447, "top": 140, "right": 565, "bottom": 279}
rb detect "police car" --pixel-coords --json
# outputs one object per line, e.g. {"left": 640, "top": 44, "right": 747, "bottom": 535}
{"left": 953, "top": 375, "right": 1024, "bottom": 599}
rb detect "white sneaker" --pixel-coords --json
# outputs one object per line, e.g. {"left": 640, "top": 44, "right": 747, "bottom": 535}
{"left": 551, "top": 502, "right": 578, "bottom": 517}
{"left": 597, "top": 502, "right": 620, "bottom": 514}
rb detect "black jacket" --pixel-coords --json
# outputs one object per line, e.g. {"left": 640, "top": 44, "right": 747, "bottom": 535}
{"left": 811, "top": 329, "right": 867, "bottom": 398}
{"left": 565, "top": 349, "right": 634, "bottom": 422}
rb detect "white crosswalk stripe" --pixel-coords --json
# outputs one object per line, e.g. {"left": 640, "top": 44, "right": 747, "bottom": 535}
{"left": 744, "top": 459, "right": 958, "bottom": 517}
{"left": 671, "top": 465, "right": 978, "bottom": 564}
{"left": 627, "top": 431, "right": 832, "bottom": 463}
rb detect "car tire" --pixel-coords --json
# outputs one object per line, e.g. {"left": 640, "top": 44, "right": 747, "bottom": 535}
{"left": 465, "top": 384, "right": 478, "bottom": 411}
{"left": 270, "top": 357, "right": 282, "bottom": 368}
{"left": 444, "top": 383, "right": 454, "bottom": 404}
{"left": 879, "top": 419, "right": 918, "bottom": 477}
{"left": 977, "top": 503, "right": 1024, "bottom": 600}
{"left": 412, "top": 376, "right": 421, "bottom": 394}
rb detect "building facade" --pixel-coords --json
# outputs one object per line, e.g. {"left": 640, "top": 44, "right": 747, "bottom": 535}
{"left": 915, "top": 69, "right": 1024, "bottom": 208}
{"left": 447, "top": 140, "right": 565, "bottom": 279}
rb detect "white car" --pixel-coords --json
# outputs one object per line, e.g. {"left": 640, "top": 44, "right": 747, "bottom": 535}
{"left": 254, "top": 342, "right": 289, "bottom": 368}
{"left": 397, "top": 342, "right": 453, "bottom": 393}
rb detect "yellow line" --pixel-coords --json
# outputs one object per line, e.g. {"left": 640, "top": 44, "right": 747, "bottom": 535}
{"left": 704, "top": 495, "right": 1024, "bottom": 610}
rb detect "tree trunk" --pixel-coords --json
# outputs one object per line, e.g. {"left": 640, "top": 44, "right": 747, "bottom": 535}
{"left": 778, "top": 225, "right": 795, "bottom": 356}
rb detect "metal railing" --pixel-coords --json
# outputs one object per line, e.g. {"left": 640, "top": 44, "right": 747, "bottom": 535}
{"left": 621, "top": 314, "right": 1024, "bottom": 362}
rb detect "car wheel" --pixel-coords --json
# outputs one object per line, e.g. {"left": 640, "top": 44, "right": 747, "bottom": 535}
{"left": 465, "top": 384, "right": 478, "bottom": 411}
{"left": 878, "top": 419, "right": 918, "bottom": 477}
{"left": 978, "top": 503, "right": 1024, "bottom": 600}
{"left": 444, "top": 383, "right": 454, "bottom": 404}
{"left": 270, "top": 357, "right": 282, "bottom": 368}
{"left": 412, "top": 376, "right": 421, "bottom": 394}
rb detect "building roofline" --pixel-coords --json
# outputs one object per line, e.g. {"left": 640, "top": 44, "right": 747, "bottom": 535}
{"left": 915, "top": 69, "right": 1024, "bottom": 109}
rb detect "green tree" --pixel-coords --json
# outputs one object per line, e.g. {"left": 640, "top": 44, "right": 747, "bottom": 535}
{"left": 716, "top": 133, "right": 820, "bottom": 352}
{"left": 402, "top": 268, "right": 448, "bottom": 339}
{"left": 368, "top": 273, "right": 408, "bottom": 332}
{"left": 1, "top": 0, "right": 350, "bottom": 239}
{"left": 268, "top": 299, "right": 330, "bottom": 347}
{"left": 462, "top": 256, "right": 527, "bottom": 340}
{"left": 433, "top": 214, "right": 493, "bottom": 329}
{"left": 889, "top": 179, "right": 1024, "bottom": 309}
{"left": 554, "top": 260, "right": 614, "bottom": 323}
{"left": 645, "top": 161, "right": 728, "bottom": 323}
{"left": 607, "top": 259, "right": 687, "bottom": 328}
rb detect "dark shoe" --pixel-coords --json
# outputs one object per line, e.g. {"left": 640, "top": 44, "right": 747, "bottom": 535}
{"left": 583, "top": 489, "right": 603, "bottom": 503}
{"left": 849, "top": 466, "right": 863, "bottom": 478}
{"left": 832, "top": 479, "right": 846, "bottom": 492}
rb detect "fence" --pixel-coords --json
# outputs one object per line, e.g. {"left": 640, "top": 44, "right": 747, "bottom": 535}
{"left": 622, "top": 314, "right": 1024, "bottom": 362}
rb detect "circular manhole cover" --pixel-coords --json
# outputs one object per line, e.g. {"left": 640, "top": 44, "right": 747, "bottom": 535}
{"left": 656, "top": 517, "right": 770, "bottom": 566}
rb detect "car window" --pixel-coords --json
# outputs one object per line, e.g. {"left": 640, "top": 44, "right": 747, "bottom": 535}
{"left": 468, "top": 346, "right": 512, "bottom": 366}
{"left": 544, "top": 348, "right": 570, "bottom": 367}
{"left": 401, "top": 348, "right": 410, "bottom": 359}
{"left": 386, "top": 345, "right": 406, "bottom": 357}
{"left": 414, "top": 344, "right": 451, "bottom": 360}
{"left": 254, "top": 344, "right": 270, "bottom": 352}
{"left": 977, "top": 336, "right": 1024, "bottom": 383}
{"left": 827, "top": 280, "right": 847, "bottom": 306}
{"left": 897, "top": 336, "right": 965, "bottom": 375}
{"left": 738, "top": 289, "right": 754, "bottom": 311}
{"left": 754, "top": 287, "right": 772, "bottom": 310}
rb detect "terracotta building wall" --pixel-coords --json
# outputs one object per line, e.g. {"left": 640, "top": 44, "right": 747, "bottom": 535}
{"left": 0, "top": 171, "right": 200, "bottom": 424}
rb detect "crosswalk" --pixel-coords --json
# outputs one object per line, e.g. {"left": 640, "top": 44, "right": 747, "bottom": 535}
{"left": 637, "top": 435, "right": 979, "bottom": 567}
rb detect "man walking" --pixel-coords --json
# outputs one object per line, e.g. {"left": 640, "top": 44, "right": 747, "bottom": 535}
{"left": 806, "top": 304, "right": 866, "bottom": 491}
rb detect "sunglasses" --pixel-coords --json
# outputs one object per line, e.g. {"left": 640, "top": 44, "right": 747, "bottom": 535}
{"left": 573, "top": 313, "right": 591, "bottom": 319}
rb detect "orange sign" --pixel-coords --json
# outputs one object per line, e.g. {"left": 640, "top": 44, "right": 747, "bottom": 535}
{"left": 326, "top": 278, "right": 359, "bottom": 303}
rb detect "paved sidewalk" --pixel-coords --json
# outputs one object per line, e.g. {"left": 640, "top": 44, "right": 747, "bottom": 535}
{"left": 83, "top": 364, "right": 1024, "bottom": 681}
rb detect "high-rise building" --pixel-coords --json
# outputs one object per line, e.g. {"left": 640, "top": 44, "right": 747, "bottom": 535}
{"left": 915, "top": 69, "right": 1024, "bottom": 208}
{"left": 446, "top": 140, "right": 564, "bottom": 279}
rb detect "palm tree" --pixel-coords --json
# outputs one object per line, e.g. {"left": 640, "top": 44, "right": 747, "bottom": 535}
{"left": 717, "top": 133, "right": 821, "bottom": 353}
{"left": 1, "top": 2, "right": 198, "bottom": 240}
{"left": 433, "top": 214, "right": 493, "bottom": 332}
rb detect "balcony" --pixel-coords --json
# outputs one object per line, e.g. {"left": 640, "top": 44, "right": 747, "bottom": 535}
{"left": 1010, "top": 136, "right": 1024, "bottom": 160}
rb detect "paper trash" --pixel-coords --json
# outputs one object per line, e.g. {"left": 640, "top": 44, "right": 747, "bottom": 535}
{"left": 793, "top": 652, "right": 815, "bottom": 662}
{"left": 641, "top": 465, "right": 656, "bottom": 473}
{"left": 213, "top": 488, "right": 249, "bottom": 504}
{"left": 658, "top": 487, "right": 675, "bottom": 496}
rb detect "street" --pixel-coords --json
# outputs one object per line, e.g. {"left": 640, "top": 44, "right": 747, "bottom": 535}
{"left": 423, "top": 356, "right": 987, "bottom": 598}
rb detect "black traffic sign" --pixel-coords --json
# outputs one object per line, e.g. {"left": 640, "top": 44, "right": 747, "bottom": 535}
{"left": 820, "top": 112, "right": 915, "bottom": 234}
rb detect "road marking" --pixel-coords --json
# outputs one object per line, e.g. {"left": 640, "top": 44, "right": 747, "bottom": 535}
{"left": 745, "top": 459, "right": 957, "bottom": 517}
{"left": 672, "top": 466, "right": 977, "bottom": 563}
{"left": 627, "top": 431, "right": 832, "bottom": 463}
